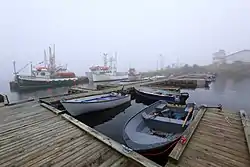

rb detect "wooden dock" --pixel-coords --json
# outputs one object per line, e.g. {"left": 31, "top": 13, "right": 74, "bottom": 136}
{"left": 0, "top": 101, "right": 160, "bottom": 167}
{"left": 2, "top": 75, "right": 250, "bottom": 167}
{"left": 167, "top": 107, "right": 250, "bottom": 167}
{"left": 41, "top": 76, "right": 204, "bottom": 106}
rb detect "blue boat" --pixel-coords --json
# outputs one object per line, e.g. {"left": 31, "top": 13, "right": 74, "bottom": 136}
{"left": 123, "top": 100, "right": 197, "bottom": 158}
{"left": 134, "top": 87, "right": 189, "bottom": 105}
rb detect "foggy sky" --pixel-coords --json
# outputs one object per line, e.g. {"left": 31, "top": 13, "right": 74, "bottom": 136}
{"left": 1, "top": 0, "right": 250, "bottom": 80}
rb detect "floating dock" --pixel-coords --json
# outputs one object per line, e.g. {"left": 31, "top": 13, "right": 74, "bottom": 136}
{"left": 1, "top": 97, "right": 249, "bottom": 167}
{"left": 2, "top": 73, "right": 250, "bottom": 167}
{"left": 0, "top": 101, "right": 159, "bottom": 167}
{"left": 167, "top": 107, "right": 250, "bottom": 167}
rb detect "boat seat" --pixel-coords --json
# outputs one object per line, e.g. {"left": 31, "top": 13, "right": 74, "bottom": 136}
{"left": 155, "top": 103, "right": 167, "bottom": 111}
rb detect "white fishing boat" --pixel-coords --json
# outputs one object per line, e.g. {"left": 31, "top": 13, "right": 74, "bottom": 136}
{"left": 60, "top": 93, "right": 131, "bottom": 116}
{"left": 128, "top": 68, "right": 141, "bottom": 81}
{"left": 86, "top": 53, "right": 128, "bottom": 82}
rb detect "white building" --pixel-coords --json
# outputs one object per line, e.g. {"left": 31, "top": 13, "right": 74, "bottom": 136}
{"left": 213, "top": 49, "right": 250, "bottom": 65}
{"left": 226, "top": 50, "right": 250, "bottom": 64}
{"left": 212, "top": 50, "right": 226, "bottom": 65}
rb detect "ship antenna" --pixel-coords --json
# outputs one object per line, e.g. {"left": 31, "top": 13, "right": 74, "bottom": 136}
{"left": 44, "top": 49, "right": 47, "bottom": 68}
{"left": 103, "top": 53, "right": 108, "bottom": 66}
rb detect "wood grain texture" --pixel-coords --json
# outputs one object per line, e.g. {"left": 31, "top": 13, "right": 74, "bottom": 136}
{"left": 0, "top": 101, "right": 156, "bottom": 167}
{"left": 167, "top": 108, "right": 250, "bottom": 167}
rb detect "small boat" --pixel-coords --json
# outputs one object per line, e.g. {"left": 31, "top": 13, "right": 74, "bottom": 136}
{"left": 123, "top": 100, "right": 198, "bottom": 157}
{"left": 61, "top": 93, "right": 131, "bottom": 116}
{"left": 134, "top": 87, "right": 189, "bottom": 105}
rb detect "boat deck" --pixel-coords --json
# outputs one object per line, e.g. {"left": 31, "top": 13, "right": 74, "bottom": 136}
{"left": 167, "top": 107, "right": 250, "bottom": 167}
{"left": 0, "top": 101, "right": 159, "bottom": 167}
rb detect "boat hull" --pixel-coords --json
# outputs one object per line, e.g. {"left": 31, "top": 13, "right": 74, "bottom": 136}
{"left": 135, "top": 88, "right": 189, "bottom": 105}
{"left": 61, "top": 94, "right": 131, "bottom": 116}
{"left": 12, "top": 76, "right": 88, "bottom": 91}
{"left": 123, "top": 100, "right": 195, "bottom": 163}
{"left": 86, "top": 72, "right": 128, "bottom": 82}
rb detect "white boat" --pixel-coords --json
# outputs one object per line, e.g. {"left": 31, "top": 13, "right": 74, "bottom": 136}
{"left": 86, "top": 53, "right": 128, "bottom": 82}
{"left": 60, "top": 93, "right": 131, "bottom": 116}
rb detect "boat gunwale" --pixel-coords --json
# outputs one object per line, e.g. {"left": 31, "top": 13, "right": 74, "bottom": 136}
{"left": 61, "top": 94, "right": 130, "bottom": 104}
{"left": 135, "top": 87, "right": 189, "bottom": 97}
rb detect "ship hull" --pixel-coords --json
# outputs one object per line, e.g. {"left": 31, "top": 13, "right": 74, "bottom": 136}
{"left": 11, "top": 76, "right": 88, "bottom": 91}
{"left": 87, "top": 73, "right": 128, "bottom": 82}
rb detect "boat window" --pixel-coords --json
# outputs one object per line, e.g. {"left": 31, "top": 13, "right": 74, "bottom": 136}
{"left": 40, "top": 72, "right": 45, "bottom": 76}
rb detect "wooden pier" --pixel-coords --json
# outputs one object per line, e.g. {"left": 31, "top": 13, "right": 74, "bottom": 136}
{"left": 0, "top": 101, "right": 160, "bottom": 167}
{"left": 1, "top": 72, "right": 250, "bottom": 167}
{"left": 1, "top": 99, "right": 249, "bottom": 167}
{"left": 167, "top": 107, "right": 250, "bottom": 167}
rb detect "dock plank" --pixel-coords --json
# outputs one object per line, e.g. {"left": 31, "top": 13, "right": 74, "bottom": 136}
{"left": 0, "top": 101, "right": 158, "bottom": 167}
{"left": 240, "top": 110, "right": 250, "bottom": 155}
{"left": 167, "top": 108, "right": 250, "bottom": 167}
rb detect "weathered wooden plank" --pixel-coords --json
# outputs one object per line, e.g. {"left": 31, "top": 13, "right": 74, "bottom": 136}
{"left": 43, "top": 136, "right": 95, "bottom": 166}
{"left": 0, "top": 118, "right": 66, "bottom": 143}
{"left": 193, "top": 130, "right": 248, "bottom": 152}
{"left": 198, "top": 121, "right": 245, "bottom": 138}
{"left": 24, "top": 135, "right": 90, "bottom": 167}
{"left": 97, "top": 152, "right": 122, "bottom": 167}
{"left": 12, "top": 130, "right": 86, "bottom": 167}
{"left": 186, "top": 143, "right": 249, "bottom": 167}
{"left": 175, "top": 151, "right": 222, "bottom": 167}
{"left": 201, "top": 117, "right": 243, "bottom": 130}
{"left": 0, "top": 113, "right": 57, "bottom": 135}
{"left": 40, "top": 103, "right": 65, "bottom": 115}
{"left": 0, "top": 101, "right": 37, "bottom": 112}
{"left": 1, "top": 107, "right": 48, "bottom": 123}
{"left": 168, "top": 108, "right": 206, "bottom": 164}
{"left": 0, "top": 120, "right": 75, "bottom": 150}
{"left": 61, "top": 113, "right": 160, "bottom": 167}
{"left": 191, "top": 136, "right": 249, "bottom": 159}
{"left": 51, "top": 140, "right": 101, "bottom": 166}
{"left": 205, "top": 111, "right": 241, "bottom": 122}
{"left": 190, "top": 138, "right": 250, "bottom": 164}
{"left": 0, "top": 119, "right": 70, "bottom": 148}
{"left": 75, "top": 146, "right": 111, "bottom": 167}
{"left": 0, "top": 125, "right": 77, "bottom": 161}
{"left": 240, "top": 110, "right": 250, "bottom": 156}
{"left": 7, "top": 98, "right": 35, "bottom": 106}
{"left": 1, "top": 129, "right": 83, "bottom": 166}
{"left": 74, "top": 145, "right": 111, "bottom": 166}
{"left": 110, "top": 157, "right": 129, "bottom": 167}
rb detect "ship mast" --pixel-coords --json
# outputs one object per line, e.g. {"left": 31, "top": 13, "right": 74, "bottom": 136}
{"left": 44, "top": 50, "right": 47, "bottom": 68}
{"left": 103, "top": 53, "right": 108, "bottom": 67}
{"left": 48, "top": 44, "right": 56, "bottom": 73}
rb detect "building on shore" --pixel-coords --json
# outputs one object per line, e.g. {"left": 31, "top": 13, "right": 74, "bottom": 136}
{"left": 212, "top": 49, "right": 250, "bottom": 65}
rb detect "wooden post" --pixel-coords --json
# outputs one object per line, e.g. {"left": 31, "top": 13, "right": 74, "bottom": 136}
{"left": 40, "top": 103, "right": 65, "bottom": 115}
{"left": 240, "top": 110, "right": 250, "bottom": 155}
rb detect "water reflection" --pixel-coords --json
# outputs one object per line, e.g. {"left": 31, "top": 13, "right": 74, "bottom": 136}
{"left": 76, "top": 101, "right": 132, "bottom": 127}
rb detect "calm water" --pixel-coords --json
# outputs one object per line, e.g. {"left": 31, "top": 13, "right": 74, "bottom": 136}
{"left": 1, "top": 77, "right": 250, "bottom": 145}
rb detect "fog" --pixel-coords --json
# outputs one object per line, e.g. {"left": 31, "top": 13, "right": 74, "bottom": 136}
{"left": 1, "top": 0, "right": 250, "bottom": 81}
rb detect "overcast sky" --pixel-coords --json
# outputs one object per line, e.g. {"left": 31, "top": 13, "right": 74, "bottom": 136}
{"left": 0, "top": 0, "right": 250, "bottom": 80}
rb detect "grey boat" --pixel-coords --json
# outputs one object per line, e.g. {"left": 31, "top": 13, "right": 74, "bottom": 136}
{"left": 123, "top": 100, "right": 198, "bottom": 157}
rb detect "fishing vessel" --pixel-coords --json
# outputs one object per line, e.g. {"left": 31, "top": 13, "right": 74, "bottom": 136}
{"left": 86, "top": 53, "right": 128, "bottom": 82}
{"left": 123, "top": 100, "right": 198, "bottom": 158}
{"left": 128, "top": 68, "right": 141, "bottom": 81}
{"left": 134, "top": 86, "right": 189, "bottom": 105}
{"left": 10, "top": 45, "right": 88, "bottom": 91}
{"left": 61, "top": 92, "right": 131, "bottom": 116}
